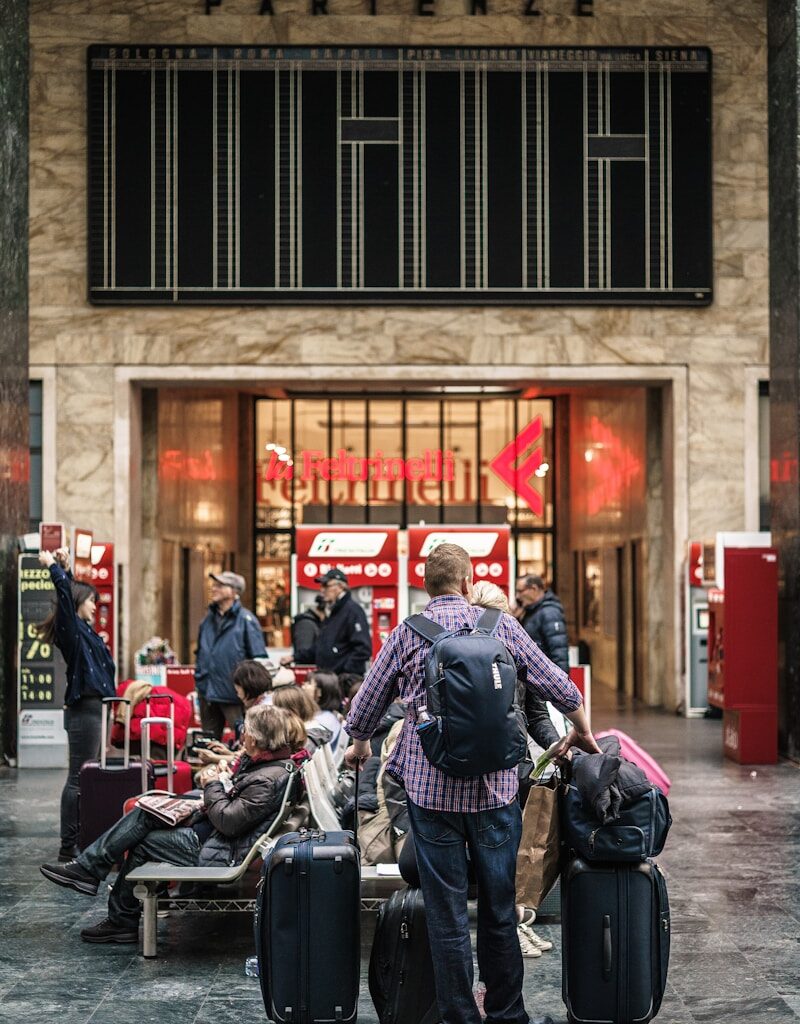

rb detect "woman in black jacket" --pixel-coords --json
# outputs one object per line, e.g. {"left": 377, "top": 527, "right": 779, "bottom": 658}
{"left": 38, "top": 547, "right": 116, "bottom": 862}
{"left": 39, "top": 704, "right": 299, "bottom": 945}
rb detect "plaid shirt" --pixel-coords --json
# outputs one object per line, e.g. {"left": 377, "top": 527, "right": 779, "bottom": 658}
{"left": 345, "top": 595, "right": 582, "bottom": 812}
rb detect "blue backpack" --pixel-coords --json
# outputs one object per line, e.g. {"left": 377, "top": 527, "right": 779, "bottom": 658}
{"left": 406, "top": 608, "right": 528, "bottom": 778}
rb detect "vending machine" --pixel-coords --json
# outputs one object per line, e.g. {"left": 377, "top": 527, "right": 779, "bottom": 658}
{"left": 406, "top": 526, "right": 512, "bottom": 614}
{"left": 89, "top": 542, "right": 116, "bottom": 660}
{"left": 685, "top": 540, "right": 711, "bottom": 717}
{"left": 293, "top": 526, "right": 401, "bottom": 659}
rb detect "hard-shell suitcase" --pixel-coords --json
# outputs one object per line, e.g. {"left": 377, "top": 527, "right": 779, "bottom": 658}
{"left": 256, "top": 828, "right": 361, "bottom": 1024}
{"left": 561, "top": 857, "right": 670, "bottom": 1024}
{"left": 122, "top": 715, "right": 186, "bottom": 815}
{"left": 595, "top": 729, "right": 672, "bottom": 795}
{"left": 369, "top": 888, "right": 439, "bottom": 1024}
{"left": 140, "top": 696, "right": 194, "bottom": 794}
{"left": 78, "top": 697, "right": 155, "bottom": 850}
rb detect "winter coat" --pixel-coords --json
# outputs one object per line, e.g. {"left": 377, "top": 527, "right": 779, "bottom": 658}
{"left": 291, "top": 610, "right": 321, "bottom": 665}
{"left": 315, "top": 592, "right": 372, "bottom": 675}
{"left": 572, "top": 735, "right": 651, "bottom": 825}
{"left": 195, "top": 600, "right": 267, "bottom": 704}
{"left": 49, "top": 564, "right": 116, "bottom": 706}
{"left": 110, "top": 682, "right": 192, "bottom": 751}
{"left": 520, "top": 590, "right": 570, "bottom": 673}
{"left": 198, "top": 749, "right": 295, "bottom": 866}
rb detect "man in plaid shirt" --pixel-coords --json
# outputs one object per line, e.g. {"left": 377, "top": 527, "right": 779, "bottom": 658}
{"left": 346, "top": 543, "right": 599, "bottom": 1024}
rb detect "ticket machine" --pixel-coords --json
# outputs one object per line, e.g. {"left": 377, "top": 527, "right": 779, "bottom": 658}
{"left": 293, "top": 526, "right": 401, "bottom": 659}
{"left": 406, "top": 526, "right": 512, "bottom": 614}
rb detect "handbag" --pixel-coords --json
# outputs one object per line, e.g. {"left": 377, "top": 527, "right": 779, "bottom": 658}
{"left": 515, "top": 774, "right": 560, "bottom": 909}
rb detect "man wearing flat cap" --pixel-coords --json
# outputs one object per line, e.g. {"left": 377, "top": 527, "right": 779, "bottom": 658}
{"left": 313, "top": 568, "right": 372, "bottom": 676}
{"left": 195, "top": 571, "right": 268, "bottom": 738}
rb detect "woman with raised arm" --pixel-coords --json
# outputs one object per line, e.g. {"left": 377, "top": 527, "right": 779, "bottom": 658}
{"left": 37, "top": 546, "right": 116, "bottom": 862}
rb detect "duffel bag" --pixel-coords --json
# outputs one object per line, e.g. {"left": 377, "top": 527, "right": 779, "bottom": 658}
{"left": 562, "top": 783, "right": 672, "bottom": 862}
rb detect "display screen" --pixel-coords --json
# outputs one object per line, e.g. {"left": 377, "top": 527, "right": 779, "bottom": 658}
{"left": 87, "top": 45, "right": 712, "bottom": 306}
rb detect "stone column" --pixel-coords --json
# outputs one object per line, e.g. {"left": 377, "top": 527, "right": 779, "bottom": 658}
{"left": 769, "top": 0, "right": 800, "bottom": 759}
{"left": 0, "top": 0, "right": 29, "bottom": 757}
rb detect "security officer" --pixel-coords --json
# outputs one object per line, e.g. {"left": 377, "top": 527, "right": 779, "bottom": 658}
{"left": 314, "top": 568, "right": 372, "bottom": 676}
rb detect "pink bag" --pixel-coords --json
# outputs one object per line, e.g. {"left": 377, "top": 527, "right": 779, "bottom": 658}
{"left": 595, "top": 728, "right": 672, "bottom": 795}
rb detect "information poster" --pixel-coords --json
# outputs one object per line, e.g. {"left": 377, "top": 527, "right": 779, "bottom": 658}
{"left": 17, "top": 555, "right": 68, "bottom": 767}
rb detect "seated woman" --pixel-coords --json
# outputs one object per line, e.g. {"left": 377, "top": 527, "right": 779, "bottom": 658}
{"left": 111, "top": 679, "right": 193, "bottom": 760}
{"left": 271, "top": 683, "right": 332, "bottom": 753}
{"left": 39, "top": 704, "right": 298, "bottom": 945}
{"left": 193, "top": 661, "right": 274, "bottom": 768}
{"left": 302, "top": 671, "right": 344, "bottom": 752}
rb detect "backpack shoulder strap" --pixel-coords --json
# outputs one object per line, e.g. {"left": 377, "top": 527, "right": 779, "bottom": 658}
{"left": 475, "top": 607, "right": 503, "bottom": 635}
{"left": 405, "top": 614, "right": 447, "bottom": 644}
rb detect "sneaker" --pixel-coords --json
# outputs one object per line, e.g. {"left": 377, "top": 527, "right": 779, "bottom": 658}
{"left": 517, "top": 924, "right": 542, "bottom": 958}
{"left": 521, "top": 923, "right": 553, "bottom": 951}
{"left": 80, "top": 918, "right": 138, "bottom": 944}
{"left": 517, "top": 906, "right": 536, "bottom": 927}
{"left": 40, "top": 860, "right": 99, "bottom": 896}
{"left": 58, "top": 845, "right": 80, "bottom": 863}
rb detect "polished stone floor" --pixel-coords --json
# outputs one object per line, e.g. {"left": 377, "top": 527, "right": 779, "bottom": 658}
{"left": 2, "top": 690, "right": 800, "bottom": 1024}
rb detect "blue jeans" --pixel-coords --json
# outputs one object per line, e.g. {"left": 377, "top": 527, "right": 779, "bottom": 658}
{"left": 78, "top": 807, "right": 201, "bottom": 928}
{"left": 61, "top": 696, "right": 103, "bottom": 847}
{"left": 407, "top": 799, "right": 527, "bottom": 1024}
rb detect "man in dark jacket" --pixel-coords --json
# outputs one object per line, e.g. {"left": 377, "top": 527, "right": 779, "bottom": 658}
{"left": 39, "top": 705, "right": 297, "bottom": 943}
{"left": 291, "top": 593, "right": 327, "bottom": 664}
{"left": 515, "top": 574, "right": 570, "bottom": 674}
{"left": 195, "top": 571, "right": 267, "bottom": 738}
{"left": 314, "top": 569, "right": 372, "bottom": 675}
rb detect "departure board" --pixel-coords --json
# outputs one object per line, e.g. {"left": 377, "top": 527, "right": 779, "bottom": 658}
{"left": 87, "top": 45, "right": 712, "bottom": 305}
{"left": 18, "top": 556, "right": 67, "bottom": 709}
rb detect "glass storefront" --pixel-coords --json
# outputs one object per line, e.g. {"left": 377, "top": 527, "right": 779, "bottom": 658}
{"left": 254, "top": 395, "right": 555, "bottom": 635}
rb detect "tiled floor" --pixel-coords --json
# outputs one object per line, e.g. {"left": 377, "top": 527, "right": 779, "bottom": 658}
{"left": 2, "top": 691, "right": 799, "bottom": 1023}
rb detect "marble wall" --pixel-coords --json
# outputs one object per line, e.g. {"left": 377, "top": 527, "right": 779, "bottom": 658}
{"left": 28, "top": 0, "right": 770, "bottom": 705}
{"left": 1, "top": 0, "right": 29, "bottom": 756}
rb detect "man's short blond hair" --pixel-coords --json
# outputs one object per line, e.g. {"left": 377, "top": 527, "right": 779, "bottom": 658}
{"left": 424, "top": 543, "right": 473, "bottom": 596}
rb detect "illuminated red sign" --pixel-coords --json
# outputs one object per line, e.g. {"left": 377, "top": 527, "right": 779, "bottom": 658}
{"left": 264, "top": 448, "right": 455, "bottom": 483}
{"left": 295, "top": 527, "right": 400, "bottom": 588}
{"left": 488, "top": 416, "right": 544, "bottom": 516}
{"left": 407, "top": 526, "right": 510, "bottom": 589}
{"left": 159, "top": 448, "right": 219, "bottom": 482}
{"left": 260, "top": 419, "right": 546, "bottom": 515}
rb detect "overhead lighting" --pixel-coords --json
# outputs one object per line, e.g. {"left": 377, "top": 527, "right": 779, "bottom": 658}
{"left": 584, "top": 450, "right": 594, "bottom": 463}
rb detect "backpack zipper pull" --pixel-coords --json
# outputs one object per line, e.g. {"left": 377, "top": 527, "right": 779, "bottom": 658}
{"left": 589, "top": 829, "right": 597, "bottom": 853}
{"left": 400, "top": 921, "right": 409, "bottom": 939}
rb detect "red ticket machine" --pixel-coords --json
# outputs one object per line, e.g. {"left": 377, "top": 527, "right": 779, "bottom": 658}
{"left": 708, "top": 547, "right": 778, "bottom": 764}
{"left": 407, "top": 526, "right": 512, "bottom": 614}
{"left": 294, "top": 526, "right": 401, "bottom": 659}
{"left": 89, "top": 543, "right": 116, "bottom": 660}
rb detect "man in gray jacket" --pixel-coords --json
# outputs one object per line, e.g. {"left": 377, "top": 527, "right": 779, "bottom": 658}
{"left": 39, "top": 705, "right": 297, "bottom": 944}
{"left": 195, "top": 571, "right": 267, "bottom": 738}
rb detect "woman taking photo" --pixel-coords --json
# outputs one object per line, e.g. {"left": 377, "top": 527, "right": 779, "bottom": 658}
{"left": 38, "top": 546, "right": 116, "bottom": 862}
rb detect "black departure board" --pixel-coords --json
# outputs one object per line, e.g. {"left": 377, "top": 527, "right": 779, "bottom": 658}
{"left": 18, "top": 556, "right": 67, "bottom": 709}
{"left": 87, "top": 45, "right": 712, "bottom": 305}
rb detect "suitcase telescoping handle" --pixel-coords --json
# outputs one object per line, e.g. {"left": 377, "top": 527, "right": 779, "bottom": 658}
{"left": 101, "top": 697, "right": 131, "bottom": 770}
{"left": 602, "top": 914, "right": 613, "bottom": 980}
{"left": 140, "top": 716, "right": 175, "bottom": 794}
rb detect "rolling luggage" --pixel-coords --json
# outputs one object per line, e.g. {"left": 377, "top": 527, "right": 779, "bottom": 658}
{"left": 369, "top": 888, "right": 439, "bottom": 1024}
{"left": 78, "top": 697, "right": 155, "bottom": 850}
{"left": 561, "top": 857, "right": 670, "bottom": 1024}
{"left": 256, "top": 828, "right": 361, "bottom": 1024}
{"left": 141, "top": 695, "right": 194, "bottom": 794}
{"left": 595, "top": 729, "right": 672, "bottom": 796}
{"left": 121, "top": 714, "right": 186, "bottom": 815}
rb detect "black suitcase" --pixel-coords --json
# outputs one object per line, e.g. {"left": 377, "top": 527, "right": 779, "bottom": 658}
{"left": 561, "top": 858, "right": 670, "bottom": 1024}
{"left": 369, "top": 888, "right": 439, "bottom": 1024}
{"left": 78, "top": 697, "right": 154, "bottom": 850}
{"left": 257, "top": 828, "right": 361, "bottom": 1024}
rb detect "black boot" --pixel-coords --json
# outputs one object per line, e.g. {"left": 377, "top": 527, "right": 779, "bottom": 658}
{"left": 40, "top": 860, "right": 99, "bottom": 896}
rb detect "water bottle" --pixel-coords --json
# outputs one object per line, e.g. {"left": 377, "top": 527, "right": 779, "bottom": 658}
{"left": 416, "top": 705, "right": 431, "bottom": 725}
{"left": 244, "top": 955, "right": 259, "bottom": 978}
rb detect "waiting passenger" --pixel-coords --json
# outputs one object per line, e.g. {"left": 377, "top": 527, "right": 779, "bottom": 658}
{"left": 271, "top": 683, "right": 333, "bottom": 753}
{"left": 39, "top": 704, "right": 298, "bottom": 945}
{"left": 304, "top": 671, "right": 345, "bottom": 752}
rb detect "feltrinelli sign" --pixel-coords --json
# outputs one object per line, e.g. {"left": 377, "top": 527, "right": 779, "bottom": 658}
{"left": 259, "top": 416, "right": 546, "bottom": 515}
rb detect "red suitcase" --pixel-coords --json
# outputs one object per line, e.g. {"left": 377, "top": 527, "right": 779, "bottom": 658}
{"left": 141, "top": 694, "right": 194, "bottom": 794}
{"left": 78, "top": 697, "right": 155, "bottom": 850}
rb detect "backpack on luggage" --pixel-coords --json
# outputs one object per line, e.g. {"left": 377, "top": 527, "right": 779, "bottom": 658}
{"left": 594, "top": 730, "right": 671, "bottom": 796}
{"left": 78, "top": 697, "right": 155, "bottom": 850}
{"left": 369, "top": 888, "right": 440, "bottom": 1024}
{"left": 256, "top": 828, "right": 361, "bottom": 1024}
{"left": 405, "top": 608, "right": 527, "bottom": 777}
{"left": 561, "top": 857, "right": 670, "bottom": 1024}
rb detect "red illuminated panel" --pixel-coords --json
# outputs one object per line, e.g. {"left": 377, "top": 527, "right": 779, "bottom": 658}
{"left": 295, "top": 526, "right": 398, "bottom": 561}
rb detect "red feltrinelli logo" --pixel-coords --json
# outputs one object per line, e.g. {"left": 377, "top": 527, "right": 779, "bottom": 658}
{"left": 488, "top": 416, "right": 544, "bottom": 515}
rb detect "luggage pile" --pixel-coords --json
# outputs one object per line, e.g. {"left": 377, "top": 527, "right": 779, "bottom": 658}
{"left": 560, "top": 733, "right": 672, "bottom": 1024}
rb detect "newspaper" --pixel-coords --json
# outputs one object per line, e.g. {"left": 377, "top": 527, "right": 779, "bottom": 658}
{"left": 137, "top": 793, "right": 201, "bottom": 827}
